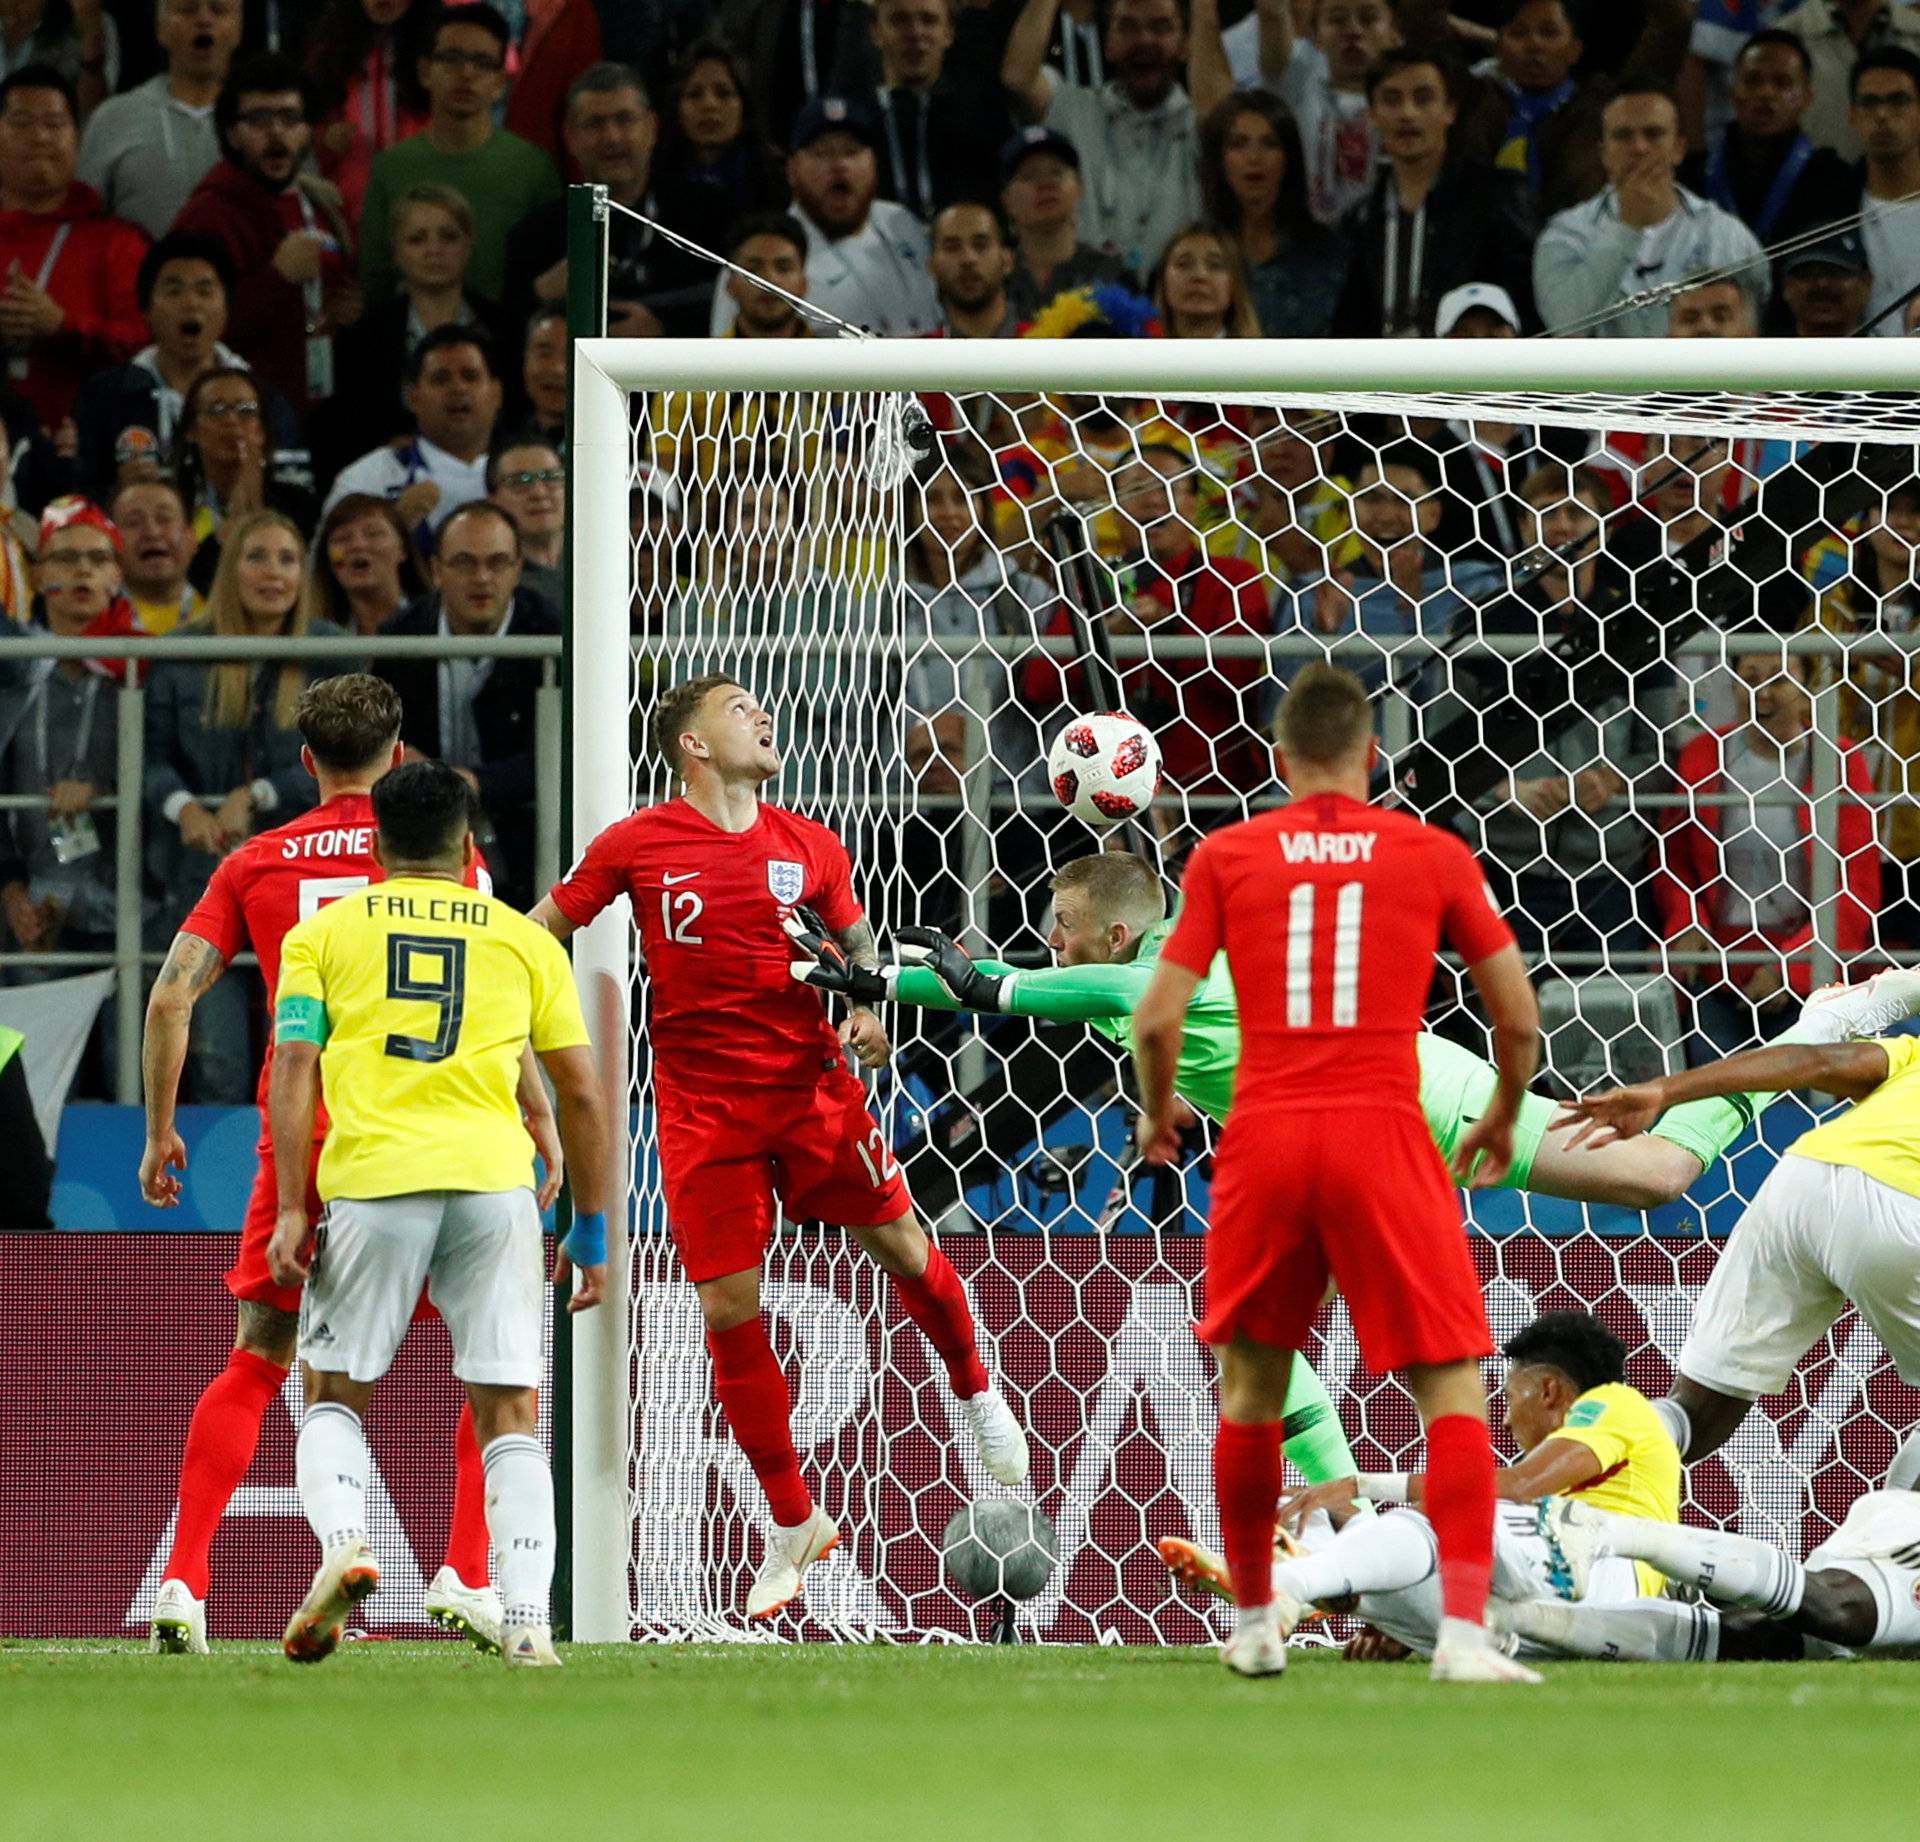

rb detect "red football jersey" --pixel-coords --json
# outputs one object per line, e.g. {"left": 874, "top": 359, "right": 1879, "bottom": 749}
{"left": 548, "top": 796, "right": 861, "bottom": 1089}
{"left": 1161, "top": 792, "right": 1514, "bottom": 1113}
{"left": 180, "top": 790, "right": 488, "bottom": 1109}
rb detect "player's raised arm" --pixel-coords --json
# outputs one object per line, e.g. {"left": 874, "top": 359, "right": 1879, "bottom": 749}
{"left": 139, "top": 931, "right": 228, "bottom": 1207}
{"left": 832, "top": 915, "right": 893, "bottom": 1069}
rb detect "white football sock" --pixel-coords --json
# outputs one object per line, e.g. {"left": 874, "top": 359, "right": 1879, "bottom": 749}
{"left": 296, "top": 1402, "right": 368, "bottom": 1554}
{"left": 1274, "top": 1507, "right": 1437, "bottom": 1605}
{"left": 1887, "top": 1427, "right": 1920, "bottom": 1492}
{"left": 1652, "top": 1396, "right": 1693, "bottom": 1458}
{"left": 1504, "top": 1595, "right": 1721, "bottom": 1662}
{"left": 483, "top": 1433, "right": 555, "bottom": 1629}
{"left": 1590, "top": 1511, "right": 1805, "bottom": 1616}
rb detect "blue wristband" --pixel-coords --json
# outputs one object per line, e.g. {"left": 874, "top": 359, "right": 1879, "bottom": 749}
{"left": 562, "top": 1209, "right": 606, "bottom": 1266}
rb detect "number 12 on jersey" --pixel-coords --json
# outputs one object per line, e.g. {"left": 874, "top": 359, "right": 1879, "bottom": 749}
{"left": 1287, "top": 882, "right": 1363, "bottom": 1027}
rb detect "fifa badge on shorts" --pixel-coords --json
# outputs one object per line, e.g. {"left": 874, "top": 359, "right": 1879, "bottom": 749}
{"left": 767, "top": 860, "right": 805, "bottom": 905}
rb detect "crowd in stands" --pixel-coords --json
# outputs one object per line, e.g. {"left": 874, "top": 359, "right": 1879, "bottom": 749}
{"left": 0, "top": 0, "right": 1916, "bottom": 1103}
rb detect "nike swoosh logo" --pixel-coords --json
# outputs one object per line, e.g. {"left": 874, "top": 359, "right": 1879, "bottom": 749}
{"left": 662, "top": 871, "right": 701, "bottom": 885}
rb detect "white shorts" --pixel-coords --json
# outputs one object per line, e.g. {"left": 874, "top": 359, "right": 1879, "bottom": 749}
{"left": 1805, "top": 1489, "right": 1920, "bottom": 1657}
{"left": 1681, "top": 1153, "right": 1920, "bottom": 1400}
{"left": 300, "top": 1189, "right": 544, "bottom": 1386}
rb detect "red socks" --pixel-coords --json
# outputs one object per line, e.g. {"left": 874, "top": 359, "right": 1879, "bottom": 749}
{"left": 442, "top": 1399, "right": 492, "bottom": 1587}
{"left": 163, "top": 1347, "right": 289, "bottom": 1598}
{"left": 707, "top": 1317, "right": 813, "bottom": 1527}
{"left": 1425, "top": 1412, "right": 1496, "bottom": 1625}
{"left": 890, "top": 1245, "right": 990, "bottom": 1399}
{"left": 1214, "top": 1418, "right": 1283, "bottom": 1610}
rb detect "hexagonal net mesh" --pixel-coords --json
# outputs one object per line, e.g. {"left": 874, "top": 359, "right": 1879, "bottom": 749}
{"left": 614, "top": 376, "right": 1920, "bottom": 1643}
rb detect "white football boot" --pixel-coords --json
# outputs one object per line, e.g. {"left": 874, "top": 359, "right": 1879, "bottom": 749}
{"left": 282, "top": 1541, "right": 380, "bottom": 1663}
{"left": 424, "top": 1565, "right": 504, "bottom": 1655}
{"left": 746, "top": 1505, "right": 841, "bottom": 1620}
{"left": 1221, "top": 1602, "right": 1291, "bottom": 1678}
{"left": 1541, "top": 1496, "right": 1608, "bottom": 1600}
{"left": 149, "top": 1579, "right": 209, "bottom": 1655}
{"left": 1430, "top": 1616, "right": 1544, "bottom": 1684}
{"left": 503, "top": 1625, "right": 563, "bottom": 1668}
{"left": 1804, "top": 969, "right": 1920, "bottom": 1040}
{"left": 960, "top": 1388, "right": 1030, "bottom": 1486}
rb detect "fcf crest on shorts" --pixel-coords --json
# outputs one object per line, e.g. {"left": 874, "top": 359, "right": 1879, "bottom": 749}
{"left": 767, "top": 860, "right": 805, "bottom": 905}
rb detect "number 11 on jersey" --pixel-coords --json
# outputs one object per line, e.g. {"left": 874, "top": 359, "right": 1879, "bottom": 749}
{"left": 1286, "top": 881, "right": 1363, "bottom": 1027}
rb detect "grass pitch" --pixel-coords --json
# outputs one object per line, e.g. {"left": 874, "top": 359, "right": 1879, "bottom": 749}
{"left": 3, "top": 1639, "right": 1913, "bottom": 1842}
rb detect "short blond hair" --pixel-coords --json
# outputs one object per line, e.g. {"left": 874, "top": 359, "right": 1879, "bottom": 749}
{"left": 393, "top": 182, "right": 475, "bottom": 250}
{"left": 1051, "top": 850, "right": 1166, "bottom": 933}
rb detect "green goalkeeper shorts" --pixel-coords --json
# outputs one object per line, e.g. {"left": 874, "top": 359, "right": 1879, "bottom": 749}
{"left": 1417, "top": 1031, "right": 1552, "bottom": 1192}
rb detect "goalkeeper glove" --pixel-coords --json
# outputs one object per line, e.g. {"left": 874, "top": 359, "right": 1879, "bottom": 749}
{"left": 893, "top": 926, "right": 1012, "bottom": 1013}
{"left": 785, "top": 906, "right": 889, "bottom": 1004}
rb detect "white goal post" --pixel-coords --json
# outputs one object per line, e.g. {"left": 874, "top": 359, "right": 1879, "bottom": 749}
{"left": 568, "top": 336, "right": 1919, "bottom": 1644}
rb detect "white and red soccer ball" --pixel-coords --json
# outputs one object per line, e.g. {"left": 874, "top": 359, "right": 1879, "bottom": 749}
{"left": 1047, "top": 711, "right": 1163, "bottom": 828}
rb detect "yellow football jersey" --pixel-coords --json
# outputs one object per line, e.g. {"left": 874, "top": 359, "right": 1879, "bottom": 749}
{"left": 275, "top": 876, "right": 589, "bottom": 1201}
{"left": 1788, "top": 1034, "right": 1920, "bottom": 1201}
{"left": 1547, "top": 1382, "right": 1683, "bottom": 1594}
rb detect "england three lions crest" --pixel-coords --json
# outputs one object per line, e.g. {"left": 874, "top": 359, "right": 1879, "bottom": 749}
{"left": 767, "top": 860, "right": 806, "bottom": 905}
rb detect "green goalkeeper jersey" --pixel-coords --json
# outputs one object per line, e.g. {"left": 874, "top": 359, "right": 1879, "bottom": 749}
{"left": 892, "top": 920, "right": 1552, "bottom": 1188}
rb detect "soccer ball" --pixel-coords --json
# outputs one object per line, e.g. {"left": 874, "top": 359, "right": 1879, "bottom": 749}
{"left": 940, "top": 1500, "right": 1060, "bottom": 1602}
{"left": 1047, "top": 712, "right": 1163, "bottom": 828}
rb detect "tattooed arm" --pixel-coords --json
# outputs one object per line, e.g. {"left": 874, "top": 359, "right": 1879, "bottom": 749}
{"left": 834, "top": 917, "right": 892, "bottom": 1069}
{"left": 139, "top": 931, "right": 227, "bottom": 1207}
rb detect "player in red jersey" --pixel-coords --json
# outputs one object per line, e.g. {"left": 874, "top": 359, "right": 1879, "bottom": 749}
{"left": 138, "top": 675, "right": 561, "bottom": 1656}
{"left": 1133, "top": 664, "right": 1543, "bottom": 1683}
{"left": 532, "top": 673, "right": 1029, "bottom": 1621}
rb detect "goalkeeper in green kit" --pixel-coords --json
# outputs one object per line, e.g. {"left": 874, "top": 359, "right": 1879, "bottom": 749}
{"left": 789, "top": 849, "right": 1920, "bottom": 1497}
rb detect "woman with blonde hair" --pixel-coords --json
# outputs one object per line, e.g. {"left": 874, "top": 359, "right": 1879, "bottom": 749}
{"left": 1151, "top": 223, "right": 1262, "bottom": 341}
{"left": 144, "top": 509, "right": 358, "bottom": 1098}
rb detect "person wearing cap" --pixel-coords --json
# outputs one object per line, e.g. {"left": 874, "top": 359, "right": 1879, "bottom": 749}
{"left": 999, "top": 124, "right": 1134, "bottom": 320}
{"left": 710, "top": 96, "right": 940, "bottom": 337}
{"left": 1002, "top": 0, "right": 1232, "bottom": 277}
{"left": 1780, "top": 229, "right": 1876, "bottom": 335}
{"left": 1332, "top": 46, "right": 1539, "bottom": 339}
{"left": 1853, "top": 48, "right": 1920, "bottom": 337}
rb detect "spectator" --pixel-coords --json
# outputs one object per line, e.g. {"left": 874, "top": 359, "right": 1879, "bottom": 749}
{"left": 1151, "top": 219, "right": 1260, "bottom": 336}
{"left": 0, "top": 0, "right": 117, "bottom": 119}
{"left": 108, "top": 475, "right": 200, "bottom": 632}
{"left": 1199, "top": 89, "right": 1345, "bottom": 337}
{"left": 1213, "top": 409, "right": 1355, "bottom": 583}
{"left": 71, "top": 231, "right": 296, "bottom": 503}
{"left": 359, "top": 2, "right": 562, "bottom": 304}
{"left": 998, "top": 124, "right": 1133, "bottom": 320}
{"left": 1775, "top": 0, "right": 1920, "bottom": 158}
{"left": 1779, "top": 227, "right": 1875, "bottom": 335}
{"left": 488, "top": 431, "right": 564, "bottom": 609}
{"left": 1657, "top": 643, "right": 1880, "bottom": 1061}
{"left": 520, "top": 305, "right": 568, "bottom": 445}
{"left": 1459, "top": 462, "right": 1659, "bottom": 963}
{"left": 1333, "top": 46, "right": 1538, "bottom": 338}
{"left": 144, "top": 506, "right": 349, "bottom": 1097}
{"left": 502, "top": 0, "right": 605, "bottom": 173}
{"left": 1453, "top": 0, "right": 1605, "bottom": 216}
{"left": 1002, "top": 0, "right": 1230, "bottom": 276}
{"left": 1223, "top": 0, "right": 1401, "bottom": 229}
{"left": 649, "top": 39, "right": 790, "bottom": 271}
{"left": 173, "top": 52, "right": 358, "bottom": 420}
{"left": 307, "top": 0, "right": 432, "bottom": 224}
{"left": 324, "top": 182, "right": 514, "bottom": 472}
{"left": 374, "top": 497, "right": 559, "bottom": 908}
{"left": 713, "top": 210, "right": 815, "bottom": 341}
{"left": 1666, "top": 274, "right": 1757, "bottom": 334}
{"left": 76, "top": 0, "right": 239, "bottom": 237}
{"left": 1677, "top": 31, "right": 1857, "bottom": 244}
{"left": 503, "top": 62, "right": 708, "bottom": 343}
{"left": 1855, "top": 48, "right": 1920, "bottom": 337}
{"left": 0, "top": 66, "right": 147, "bottom": 432}
{"left": 713, "top": 95, "right": 940, "bottom": 335}
{"left": 1535, "top": 83, "right": 1767, "bottom": 337}
{"left": 929, "top": 200, "right": 1018, "bottom": 336}
{"left": 312, "top": 489, "right": 425, "bottom": 636}
{"left": 0, "top": 378, "right": 62, "bottom": 520}
{"left": 0, "top": 402, "right": 33, "bottom": 624}
{"left": 713, "top": 0, "right": 863, "bottom": 149}
{"left": 323, "top": 322, "right": 502, "bottom": 539}
{"left": 171, "top": 364, "right": 317, "bottom": 590}
{"left": 846, "top": 0, "right": 1008, "bottom": 220}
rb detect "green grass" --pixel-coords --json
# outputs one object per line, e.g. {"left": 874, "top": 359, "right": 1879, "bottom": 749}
{"left": 3, "top": 1639, "right": 1914, "bottom": 1842}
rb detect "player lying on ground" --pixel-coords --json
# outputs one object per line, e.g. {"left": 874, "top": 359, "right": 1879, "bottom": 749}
{"left": 138, "top": 673, "right": 561, "bottom": 1656}
{"left": 1158, "top": 1310, "right": 1681, "bottom": 1662}
{"left": 531, "top": 675, "right": 1028, "bottom": 1622}
{"left": 1498, "top": 1487, "right": 1920, "bottom": 1661}
{"left": 267, "top": 759, "right": 611, "bottom": 1668}
{"left": 1559, "top": 1019, "right": 1920, "bottom": 1476}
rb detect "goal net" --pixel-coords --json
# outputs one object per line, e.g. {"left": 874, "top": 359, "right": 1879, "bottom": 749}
{"left": 567, "top": 335, "right": 1920, "bottom": 1644}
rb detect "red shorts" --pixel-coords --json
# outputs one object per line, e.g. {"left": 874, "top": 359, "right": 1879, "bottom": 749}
{"left": 658, "top": 1067, "right": 913, "bottom": 1284}
{"left": 1197, "top": 1106, "right": 1491, "bottom": 1373}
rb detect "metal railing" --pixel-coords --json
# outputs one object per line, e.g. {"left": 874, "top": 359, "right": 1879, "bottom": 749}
{"left": 0, "top": 634, "right": 563, "bottom": 1103}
